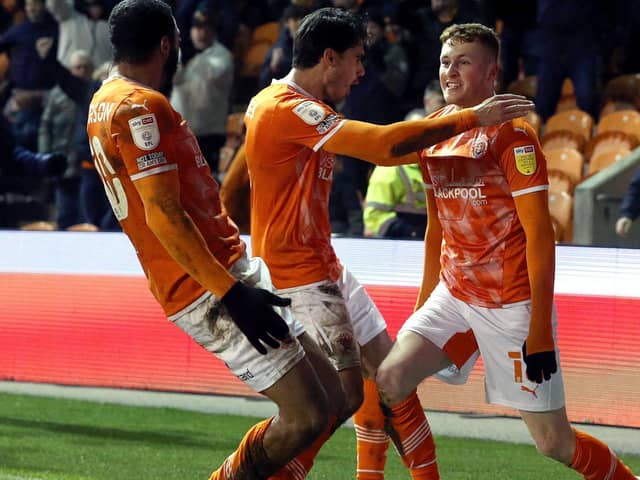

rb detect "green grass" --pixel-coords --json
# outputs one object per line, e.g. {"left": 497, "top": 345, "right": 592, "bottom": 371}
{"left": 0, "top": 393, "right": 638, "bottom": 479}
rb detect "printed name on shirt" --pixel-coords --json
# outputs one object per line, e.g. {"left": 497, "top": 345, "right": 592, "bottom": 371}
{"left": 129, "top": 113, "right": 160, "bottom": 151}
{"left": 293, "top": 100, "right": 326, "bottom": 125}
{"left": 136, "top": 151, "right": 167, "bottom": 170}
{"left": 88, "top": 102, "right": 117, "bottom": 124}
{"left": 513, "top": 145, "right": 537, "bottom": 175}
{"left": 316, "top": 113, "right": 339, "bottom": 134}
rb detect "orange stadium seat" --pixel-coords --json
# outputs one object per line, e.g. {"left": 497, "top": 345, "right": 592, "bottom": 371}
{"left": 506, "top": 75, "right": 537, "bottom": 99}
{"left": 545, "top": 147, "right": 584, "bottom": 186}
{"left": 587, "top": 148, "right": 631, "bottom": 176}
{"left": 524, "top": 110, "right": 542, "bottom": 135}
{"left": 240, "top": 21, "right": 281, "bottom": 77}
{"left": 595, "top": 109, "right": 640, "bottom": 143}
{"left": 548, "top": 169, "right": 575, "bottom": 195}
{"left": 603, "top": 73, "right": 640, "bottom": 110}
{"left": 544, "top": 109, "right": 593, "bottom": 144}
{"left": 555, "top": 78, "right": 577, "bottom": 112}
{"left": 548, "top": 191, "right": 573, "bottom": 242}
{"left": 585, "top": 130, "right": 637, "bottom": 162}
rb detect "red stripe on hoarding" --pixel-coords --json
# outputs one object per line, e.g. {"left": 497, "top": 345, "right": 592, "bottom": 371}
{"left": 0, "top": 273, "right": 639, "bottom": 427}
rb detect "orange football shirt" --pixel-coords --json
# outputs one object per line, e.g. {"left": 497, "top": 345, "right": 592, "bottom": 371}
{"left": 419, "top": 105, "right": 549, "bottom": 307}
{"left": 87, "top": 76, "right": 245, "bottom": 317}
{"left": 244, "top": 76, "right": 345, "bottom": 289}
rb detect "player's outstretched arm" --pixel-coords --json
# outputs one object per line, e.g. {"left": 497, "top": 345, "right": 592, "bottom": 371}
{"left": 323, "top": 94, "right": 534, "bottom": 165}
{"left": 135, "top": 170, "right": 290, "bottom": 354}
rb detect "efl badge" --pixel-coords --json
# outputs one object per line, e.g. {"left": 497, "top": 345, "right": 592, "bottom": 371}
{"left": 514, "top": 145, "right": 537, "bottom": 175}
{"left": 471, "top": 135, "right": 488, "bottom": 158}
{"left": 129, "top": 113, "right": 160, "bottom": 151}
{"left": 293, "top": 100, "right": 326, "bottom": 125}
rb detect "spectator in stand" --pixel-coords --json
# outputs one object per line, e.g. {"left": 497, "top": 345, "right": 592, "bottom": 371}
{"left": 258, "top": 4, "right": 309, "bottom": 90}
{"left": 534, "top": 0, "right": 609, "bottom": 121}
{"left": 0, "top": 0, "right": 58, "bottom": 151}
{"left": 481, "top": 0, "right": 539, "bottom": 92}
{"left": 0, "top": 111, "right": 66, "bottom": 228}
{"left": 171, "top": 2, "right": 234, "bottom": 173}
{"left": 45, "top": 0, "right": 111, "bottom": 68}
{"left": 330, "top": 6, "right": 410, "bottom": 236}
{"left": 38, "top": 48, "right": 92, "bottom": 229}
{"left": 396, "top": 0, "right": 481, "bottom": 109}
{"left": 615, "top": 168, "right": 640, "bottom": 239}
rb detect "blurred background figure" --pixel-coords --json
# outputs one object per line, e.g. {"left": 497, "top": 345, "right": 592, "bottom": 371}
{"left": 330, "top": 6, "right": 410, "bottom": 236}
{"left": 45, "top": 0, "right": 111, "bottom": 68}
{"left": 615, "top": 168, "right": 640, "bottom": 238}
{"left": 258, "top": 4, "right": 309, "bottom": 89}
{"left": 0, "top": 0, "right": 58, "bottom": 151}
{"left": 363, "top": 79, "right": 445, "bottom": 239}
{"left": 38, "top": 48, "right": 92, "bottom": 229}
{"left": 171, "top": 2, "right": 234, "bottom": 173}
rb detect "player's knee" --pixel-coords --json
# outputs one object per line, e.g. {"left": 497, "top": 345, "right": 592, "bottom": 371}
{"left": 290, "top": 405, "right": 330, "bottom": 445}
{"left": 376, "top": 364, "right": 405, "bottom": 406}
{"left": 533, "top": 433, "right": 569, "bottom": 461}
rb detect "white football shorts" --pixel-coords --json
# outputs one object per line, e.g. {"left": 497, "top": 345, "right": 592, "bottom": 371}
{"left": 277, "top": 265, "right": 386, "bottom": 371}
{"left": 171, "top": 255, "right": 305, "bottom": 393}
{"left": 400, "top": 282, "right": 566, "bottom": 412}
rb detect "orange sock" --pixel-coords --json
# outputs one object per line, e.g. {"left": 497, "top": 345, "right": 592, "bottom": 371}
{"left": 383, "top": 390, "right": 439, "bottom": 480}
{"left": 268, "top": 415, "right": 339, "bottom": 480}
{"left": 570, "top": 429, "right": 636, "bottom": 480}
{"left": 209, "top": 418, "right": 276, "bottom": 480}
{"left": 353, "top": 378, "right": 389, "bottom": 480}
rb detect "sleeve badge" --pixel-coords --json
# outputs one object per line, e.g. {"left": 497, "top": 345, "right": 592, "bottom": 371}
{"left": 129, "top": 113, "right": 160, "bottom": 151}
{"left": 514, "top": 145, "right": 537, "bottom": 175}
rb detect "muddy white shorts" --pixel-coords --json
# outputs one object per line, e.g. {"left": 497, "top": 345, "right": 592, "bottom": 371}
{"left": 277, "top": 266, "right": 386, "bottom": 371}
{"left": 170, "top": 255, "right": 306, "bottom": 393}
{"left": 400, "top": 282, "right": 566, "bottom": 412}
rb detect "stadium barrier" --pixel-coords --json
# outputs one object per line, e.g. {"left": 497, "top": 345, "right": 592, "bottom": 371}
{"left": 1, "top": 231, "right": 639, "bottom": 428}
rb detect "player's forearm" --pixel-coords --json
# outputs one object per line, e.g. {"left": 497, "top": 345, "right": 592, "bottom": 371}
{"left": 525, "top": 235, "right": 555, "bottom": 354}
{"left": 415, "top": 222, "right": 442, "bottom": 310}
{"left": 325, "top": 109, "right": 478, "bottom": 166}
{"left": 146, "top": 202, "right": 237, "bottom": 298}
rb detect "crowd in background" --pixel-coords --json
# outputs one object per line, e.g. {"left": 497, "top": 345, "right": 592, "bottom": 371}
{"left": 0, "top": 0, "right": 639, "bottom": 238}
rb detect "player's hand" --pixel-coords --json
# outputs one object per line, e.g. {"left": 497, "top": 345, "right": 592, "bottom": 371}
{"left": 615, "top": 216, "right": 633, "bottom": 237}
{"left": 522, "top": 341, "right": 557, "bottom": 384}
{"left": 220, "top": 281, "right": 291, "bottom": 354}
{"left": 473, "top": 94, "right": 535, "bottom": 126}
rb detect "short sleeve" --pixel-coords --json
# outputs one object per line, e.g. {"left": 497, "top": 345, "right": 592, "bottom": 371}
{"left": 111, "top": 90, "right": 180, "bottom": 181}
{"left": 496, "top": 120, "right": 548, "bottom": 197}
{"left": 274, "top": 98, "right": 345, "bottom": 152}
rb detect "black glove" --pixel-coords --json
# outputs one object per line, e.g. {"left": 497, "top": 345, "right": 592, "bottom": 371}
{"left": 42, "top": 152, "right": 67, "bottom": 176}
{"left": 522, "top": 341, "right": 558, "bottom": 384}
{"left": 220, "top": 281, "right": 291, "bottom": 354}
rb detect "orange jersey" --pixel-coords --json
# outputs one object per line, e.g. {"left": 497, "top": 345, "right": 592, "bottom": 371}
{"left": 419, "top": 105, "right": 548, "bottom": 307}
{"left": 87, "top": 76, "right": 244, "bottom": 316}
{"left": 244, "top": 75, "right": 344, "bottom": 288}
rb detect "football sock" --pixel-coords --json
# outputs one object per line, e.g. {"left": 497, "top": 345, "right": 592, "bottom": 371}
{"left": 209, "top": 418, "right": 276, "bottom": 480}
{"left": 570, "top": 429, "right": 636, "bottom": 479}
{"left": 354, "top": 378, "right": 389, "bottom": 479}
{"left": 268, "top": 415, "right": 339, "bottom": 480}
{"left": 382, "top": 390, "right": 439, "bottom": 480}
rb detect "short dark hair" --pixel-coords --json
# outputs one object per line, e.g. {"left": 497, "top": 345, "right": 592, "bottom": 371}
{"left": 440, "top": 23, "right": 500, "bottom": 62}
{"left": 109, "top": 0, "right": 175, "bottom": 64}
{"left": 293, "top": 7, "right": 367, "bottom": 69}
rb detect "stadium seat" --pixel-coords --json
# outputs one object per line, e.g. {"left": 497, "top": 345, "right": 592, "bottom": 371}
{"left": 541, "top": 130, "right": 584, "bottom": 153}
{"left": 524, "top": 110, "right": 542, "bottom": 135}
{"left": 587, "top": 148, "right": 630, "bottom": 176}
{"left": 547, "top": 169, "right": 575, "bottom": 195}
{"left": 506, "top": 75, "right": 537, "bottom": 99}
{"left": 548, "top": 191, "right": 573, "bottom": 242}
{"left": 595, "top": 109, "right": 640, "bottom": 143}
{"left": 555, "top": 79, "right": 577, "bottom": 113}
{"left": 603, "top": 73, "right": 640, "bottom": 110}
{"left": 240, "top": 22, "right": 281, "bottom": 78}
{"left": 585, "top": 130, "right": 637, "bottom": 162}
{"left": 545, "top": 147, "right": 584, "bottom": 185}
{"left": 543, "top": 109, "right": 594, "bottom": 146}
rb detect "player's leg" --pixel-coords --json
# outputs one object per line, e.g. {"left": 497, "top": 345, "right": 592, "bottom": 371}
{"left": 375, "top": 283, "right": 476, "bottom": 480}
{"left": 520, "top": 408, "right": 637, "bottom": 479}
{"left": 467, "top": 300, "right": 637, "bottom": 480}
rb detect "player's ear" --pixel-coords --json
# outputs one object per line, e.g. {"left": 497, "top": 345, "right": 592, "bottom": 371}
{"left": 159, "top": 35, "right": 171, "bottom": 58}
{"left": 322, "top": 47, "right": 337, "bottom": 66}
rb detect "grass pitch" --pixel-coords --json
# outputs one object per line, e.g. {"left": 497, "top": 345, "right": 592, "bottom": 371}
{"left": 0, "top": 392, "right": 638, "bottom": 479}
